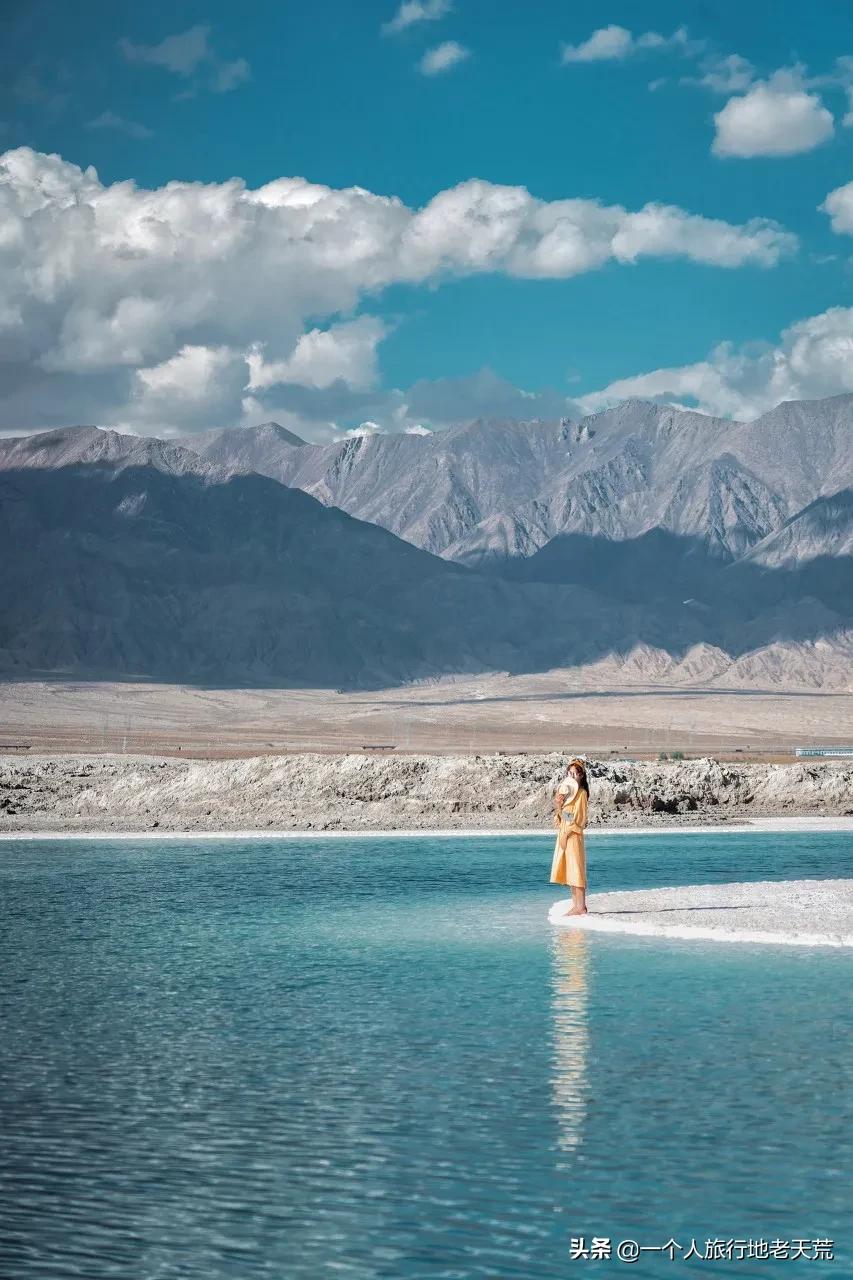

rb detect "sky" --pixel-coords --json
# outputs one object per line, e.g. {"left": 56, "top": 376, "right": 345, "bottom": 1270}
{"left": 2, "top": 0, "right": 853, "bottom": 439}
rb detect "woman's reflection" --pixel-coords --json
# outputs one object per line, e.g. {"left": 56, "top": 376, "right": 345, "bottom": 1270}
{"left": 550, "top": 928, "right": 590, "bottom": 1156}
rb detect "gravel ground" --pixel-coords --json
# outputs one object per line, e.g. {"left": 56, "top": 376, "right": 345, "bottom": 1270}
{"left": 1, "top": 752, "right": 852, "bottom": 834}
{"left": 549, "top": 878, "right": 853, "bottom": 947}
{"left": 2, "top": 676, "right": 851, "bottom": 759}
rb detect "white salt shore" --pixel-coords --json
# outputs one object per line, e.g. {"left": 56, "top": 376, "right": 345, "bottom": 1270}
{"left": 2, "top": 815, "right": 853, "bottom": 840}
{"left": 549, "top": 878, "right": 853, "bottom": 948}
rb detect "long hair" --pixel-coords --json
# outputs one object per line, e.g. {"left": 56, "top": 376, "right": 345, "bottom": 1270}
{"left": 568, "top": 758, "right": 590, "bottom": 796}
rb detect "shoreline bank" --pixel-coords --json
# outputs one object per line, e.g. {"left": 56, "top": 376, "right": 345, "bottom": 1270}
{"left": 3, "top": 816, "right": 853, "bottom": 841}
{"left": 2, "top": 752, "right": 852, "bottom": 838}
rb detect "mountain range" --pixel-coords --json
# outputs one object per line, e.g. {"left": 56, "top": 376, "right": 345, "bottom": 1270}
{"left": 179, "top": 395, "right": 853, "bottom": 566}
{"left": 0, "top": 395, "right": 851, "bottom": 688}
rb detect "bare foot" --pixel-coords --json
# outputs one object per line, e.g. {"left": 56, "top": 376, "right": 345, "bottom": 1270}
{"left": 566, "top": 906, "right": 588, "bottom": 916}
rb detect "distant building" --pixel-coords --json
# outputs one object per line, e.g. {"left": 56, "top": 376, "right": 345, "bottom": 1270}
{"left": 795, "top": 747, "right": 853, "bottom": 758}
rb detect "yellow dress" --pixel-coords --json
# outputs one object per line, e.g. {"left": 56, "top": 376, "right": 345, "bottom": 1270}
{"left": 550, "top": 786, "right": 588, "bottom": 888}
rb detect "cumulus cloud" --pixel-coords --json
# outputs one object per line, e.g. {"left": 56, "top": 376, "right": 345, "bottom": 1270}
{"left": 381, "top": 0, "right": 451, "bottom": 36}
{"left": 579, "top": 307, "right": 853, "bottom": 420}
{"left": 86, "top": 111, "right": 153, "bottom": 140}
{"left": 247, "top": 317, "right": 388, "bottom": 392}
{"left": 130, "top": 344, "right": 247, "bottom": 429}
{"left": 562, "top": 25, "right": 633, "bottom": 63}
{"left": 561, "top": 24, "right": 689, "bottom": 64}
{"left": 844, "top": 90, "right": 853, "bottom": 127}
{"left": 820, "top": 180, "right": 853, "bottom": 235}
{"left": 712, "top": 71, "right": 834, "bottom": 157}
{"left": 419, "top": 41, "right": 469, "bottom": 75}
{"left": 400, "top": 179, "right": 794, "bottom": 276}
{"left": 0, "top": 146, "right": 797, "bottom": 433}
{"left": 337, "top": 421, "right": 384, "bottom": 439}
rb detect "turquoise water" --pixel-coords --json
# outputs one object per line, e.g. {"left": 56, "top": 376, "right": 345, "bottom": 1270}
{"left": 1, "top": 830, "right": 852, "bottom": 1278}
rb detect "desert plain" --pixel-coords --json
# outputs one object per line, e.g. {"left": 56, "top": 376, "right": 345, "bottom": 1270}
{"left": 1, "top": 673, "right": 852, "bottom": 835}
{"left": 1, "top": 670, "right": 852, "bottom": 760}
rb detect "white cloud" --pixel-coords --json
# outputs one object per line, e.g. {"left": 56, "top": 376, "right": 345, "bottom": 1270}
{"left": 712, "top": 71, "right": 834, "bottom": 157}
{"left": 579, "top": 307, "right": 853, "bottom": 420}
{"left": 844, "top": 90, "right": 853, "bottom": 127}
{"left": 562, "top": 24, "right": 633, "bottom": 63}
{"left": 401, "top": 179, "right": 795, "bottom": 277}
{"left": 0, "top": 146, "right": 797, "bottom": 433}
{"left": 821, "top": 180, "right": 853, "bottom": 234}
{"left": 86, "top": 111, "right": 153, "bottom": 140}
{"left": 561, "top": 24, "right": 689, "bottom": 65}
{"left": 136, "top": 344, "right": 233, "bottom": 398}
{"left": 119, "top": 25, "right": 250, "bottom": 95}
{"left": 129, "top": 344, "right": 249, "bottom": 430}
{"left": 382, "top": 0, "right": 451, "bottom": 36}
{"left": 119, "top": 26, "right": 211, "bottom": 76}
{"left": 609, "top": 203, "right": 793, "bottom": 267}
{"left": 687, "top": 52, "right": 755, "bottom": 94}
{"left": 337, "top": 421, "right": 384, "bottom": 439}
{"left": 419, "top": 41, "right": 469, "bottom": 75}
{"left": 247, "top": 317, "right": 388, "bottom": 392}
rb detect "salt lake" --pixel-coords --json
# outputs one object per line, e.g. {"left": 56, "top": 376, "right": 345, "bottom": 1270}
{"left": 1, "top": 829, "right": 852, "bottom": 1277}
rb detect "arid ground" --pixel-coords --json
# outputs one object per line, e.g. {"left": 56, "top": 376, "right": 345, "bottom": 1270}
{"left": 1, "top": 751, "right": 852, "bottom": 834}
{"left": 1, "top": 673, "right": 851, "bottom": 762}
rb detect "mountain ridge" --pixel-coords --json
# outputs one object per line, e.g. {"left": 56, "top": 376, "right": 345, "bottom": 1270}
{"left": 1, "top": 394, "right": 851, "bottom": 688}
{"left": 0, "top": 458, "right": 692, "bottom": 686}
{"left": 8, "top": 392, "right": 853, "bottom": 572}
{"left": 172, "top": 394, "right": 853, "bottom": 568}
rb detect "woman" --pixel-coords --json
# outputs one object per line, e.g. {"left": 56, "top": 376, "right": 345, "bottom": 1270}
{"left": 549, "top": 758, "right": 590, "bottom": 916}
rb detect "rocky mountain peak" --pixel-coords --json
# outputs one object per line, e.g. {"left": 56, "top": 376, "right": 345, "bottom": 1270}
{"left": 242, "top": 421, "right": 308, "bottom": 447}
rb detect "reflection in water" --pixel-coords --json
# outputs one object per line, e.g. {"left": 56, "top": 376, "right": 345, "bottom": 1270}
{"left": 549, "top": 928, "right": 590, "bottom": 1157}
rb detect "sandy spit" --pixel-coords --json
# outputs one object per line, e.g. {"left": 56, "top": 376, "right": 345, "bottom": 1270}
{"left": 1, "top": 751, "right": 852, "bottom": 836}
{"left": 549, "top": 878, "right": 853, "bottom": 948}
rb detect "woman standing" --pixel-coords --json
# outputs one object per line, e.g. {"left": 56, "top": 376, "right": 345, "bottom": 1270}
{"left": 549, "top": 759, "right": 590, "bottom": 916}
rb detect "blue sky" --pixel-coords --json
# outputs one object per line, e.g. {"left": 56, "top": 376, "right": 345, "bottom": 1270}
{"left": 3, "top": 0, "right": 853, "bottom": 437}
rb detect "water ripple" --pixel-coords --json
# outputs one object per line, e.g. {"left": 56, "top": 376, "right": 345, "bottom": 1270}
{"left": 1, "top": 833, "right": 852, "bottom": 1277}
